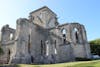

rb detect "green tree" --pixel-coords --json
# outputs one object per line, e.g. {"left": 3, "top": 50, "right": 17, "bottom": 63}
{"left": 89, "top": 39, "right": 100, "bottom": 45}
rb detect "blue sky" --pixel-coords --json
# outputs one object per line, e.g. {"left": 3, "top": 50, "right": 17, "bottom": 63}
{"left": 0, "top": 0, "right": 100, "bottom": 41}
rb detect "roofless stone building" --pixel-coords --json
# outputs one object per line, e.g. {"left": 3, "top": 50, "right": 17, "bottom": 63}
{"left": 0, "top": 6, "right": 91, "bottom": 64}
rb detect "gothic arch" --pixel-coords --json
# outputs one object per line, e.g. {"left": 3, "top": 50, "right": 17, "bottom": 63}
{"left": 73, "top": 27, "right": 80, "bottom": 43}
{"left": 61, "top": 28, "right": 67, "bottom": 44}
{"left": 10, "top": 33, "right": 14, "bottom": 40}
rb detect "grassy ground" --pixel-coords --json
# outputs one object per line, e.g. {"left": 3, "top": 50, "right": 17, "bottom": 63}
{"left": 17, "top": 60, "right": 100, "bottom": 67}
{"left": 0, "top": 60, "right": 100, "bottom": 67}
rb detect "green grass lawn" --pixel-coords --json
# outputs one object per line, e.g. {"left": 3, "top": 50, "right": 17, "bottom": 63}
{"left": 1, "top": 60, "right": 100, "bottom": 67}
{"left": 17, "top": 60, "right": 100, "bottom": 67}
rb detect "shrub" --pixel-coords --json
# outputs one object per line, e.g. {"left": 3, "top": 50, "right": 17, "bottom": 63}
{"left": 90, "top": 44, "right": 100, "bottom": 55}
{"left": 89, "top": 38, "right": 100, "bottom": 56}
{"left": 89, "top": 39, "right": 100, "bottom": 45}
{"left": 75, "top": 57, "right": 91, "bottom": 61}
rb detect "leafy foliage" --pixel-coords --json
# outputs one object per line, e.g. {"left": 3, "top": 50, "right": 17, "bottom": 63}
{"left": 75, "top": 57, "right": 91, "bottom": 61}
{"left": 89, "top": 38, "right": 100, "bottom": 55}
{"left": 89, "top": 39, "right": 100, "bottom": 45}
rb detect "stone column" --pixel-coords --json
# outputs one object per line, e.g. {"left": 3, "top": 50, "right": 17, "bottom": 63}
{"left": 10, "top": 18, "right": 32, "bottom": 64}
{"left": 81, "top": 26, "right": 91, "bottom": 58}
{"left": 1, "top": 25, "right": 10, "bottom": 44}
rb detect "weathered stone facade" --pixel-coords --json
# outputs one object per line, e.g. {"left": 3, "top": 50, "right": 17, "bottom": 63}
{"left": 0, "top": 6, "right": 91, "bottom": 64}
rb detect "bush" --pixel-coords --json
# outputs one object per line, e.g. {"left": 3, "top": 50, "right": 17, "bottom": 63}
{"left": 75, "top": 57, "right": 92, "bottom": 61}
{"left": 89, "top": 38, "right": 100, "bottom": 56}
{"left": 89, "top": 39, "right": 100, "bottom": 45}
{"left": 90, "top": 44, "right": 100, "bottom": 55}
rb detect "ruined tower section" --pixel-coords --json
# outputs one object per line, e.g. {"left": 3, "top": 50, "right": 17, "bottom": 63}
{"left": 28, "top": 6, "right": 60, "bottom": 63}
{"left": 29, "top": 6, "right": 58, "bottom": 28}
{"left": 10, "top": 18, "right": 32, "bottom": 64}
{"left": 48, "top": 24, "right": 75, "bottom": 63}
{"left": 70, "top": 23, "right": 91, "bottom": 58}
{"left": 0, "top": 25, "right": 15, "bottom": 64}
{"left": 1, "top": 25, "right": 15, "bottom": 45}
{"left": 48, "top": 23, "right": 91, "bottom": 63}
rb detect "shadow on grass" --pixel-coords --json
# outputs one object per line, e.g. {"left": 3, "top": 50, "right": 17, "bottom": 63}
{"left": 0, "top": 64, "right": 17, "bottom": 67}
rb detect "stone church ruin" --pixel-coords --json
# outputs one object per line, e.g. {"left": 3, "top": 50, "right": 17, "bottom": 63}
{"left": 0, "top": 6, "right": 91, "bottom": 64}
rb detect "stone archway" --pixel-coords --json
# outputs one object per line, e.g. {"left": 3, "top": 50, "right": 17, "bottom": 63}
{"left": 61, "top": 28, "right": 67, "bottom": 44}
{"left": 73, "top": 28, "right": 79, "bottom": 43}
{"left": 7, "top": 49, "right": 11, "bottom": 64}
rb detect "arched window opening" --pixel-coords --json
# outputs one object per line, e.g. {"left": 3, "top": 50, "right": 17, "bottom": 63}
{"left": 74, "top": 28, "right": 79, "bottom": 43}
{"left": 46, "top": 44, "right": 49, "bottom": 56}
{"left": 61, "top": 29, "right": 67, "bottom": 44}
{"left": 54, "top": 40, "right": 57, "bottom": 54}
{"left": 31, "top": 56, "right": 34, "bottom": 63}
{"left": 41, "top": 40, "right": 50, "bottom": 56}
{"left": 41, "top": 40, "right": 46, "bottom": 55}
{"left": 62, "top": 29, "right": 66, "bottom": 35}
{"left": 28, "top": 35, "right": 31, "bottom": 54}
{"left": 45, "top": 40, "right": 49, "bottom": 56}
{"left": 75, "top": 31, "right": 78, "bottom": 42}
{"left": 7, "top": 49, "right": 11, "bottom": 63}
{"left": 41, "top": 40, "right": 43, "bottom": 55}
{"left": 44, "top": 42, "right": 46, "bottom": 55}
{"left": 10, "top": 33, "right": 13, "bottom": 40}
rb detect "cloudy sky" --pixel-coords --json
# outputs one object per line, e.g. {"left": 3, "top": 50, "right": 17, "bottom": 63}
{"left": 0, "top": 0, "right": 100, "bottom": 40}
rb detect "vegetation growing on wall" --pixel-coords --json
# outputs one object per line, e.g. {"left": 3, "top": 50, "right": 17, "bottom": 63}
{"left": 89, "top": 38, "right": 100, "bottom": 56}
{"left": 0, "top": 47, "right": 3, "bottom": 55}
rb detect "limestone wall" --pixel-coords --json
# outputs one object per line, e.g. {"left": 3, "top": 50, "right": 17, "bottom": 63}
{"left": 0, "top": 6, "right": 91, "bottom": 64}
{"left": 1, "top": 25, "right": 15, "bottom": 45}
{"left": 48, "top": 24, "right": 75, "bottom": 63}
{"left": 70, "top": 23, "right": 91, "bottom": 58}
{"left": 29, "top": 6, "right": 58, "bottom": 28}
